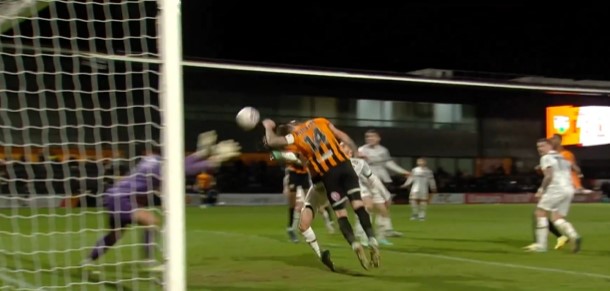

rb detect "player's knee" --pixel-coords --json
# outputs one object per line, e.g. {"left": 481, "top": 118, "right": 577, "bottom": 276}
{"left": 375, "top": 204, "right": 388, "bottom": 216}
{"left": 299, "top": 205, "right": 314, "bottom": 231}
{"left": 350, "top": 199, "right": 365, "bottom": 210}
{"left": 334, "top": 208, "right": 348, "bottom": 218}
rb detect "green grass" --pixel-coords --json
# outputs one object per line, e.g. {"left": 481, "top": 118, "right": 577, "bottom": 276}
{"left": 2, "top": 204, "right": 610, "bottom": 290}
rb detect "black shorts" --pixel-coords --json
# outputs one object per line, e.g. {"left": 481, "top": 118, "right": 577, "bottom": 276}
{"left": 321, "top": 161, "right": 362, "bottom": 210}
{"left": 288, "top": 171, "right": 311, "bottom": 191}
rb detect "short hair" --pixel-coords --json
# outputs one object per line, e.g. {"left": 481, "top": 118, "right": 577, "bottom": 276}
{"left": 537, "top": 138, "right": 552, "bottom": 145}
{"left": 365, "top": 129, "right": 378, "bottom": 135}
{"left": 551, "top": 134, "right": 562, "bottom": 141}
{"left": 276, "top": 124, "right": 292, "bottom": 136}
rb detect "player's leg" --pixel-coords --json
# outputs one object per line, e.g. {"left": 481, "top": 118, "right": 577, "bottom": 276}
{"left": 371, "top": 195, "right": 393, "bottom": 245}
{"left": 133, "top": 208, "right": 162, "bottom": 268}
{"left": 299, "top": 182, "right": 335, "bottom": 271}
{"left": 285, "top": 172, "right": 299, "bottom": 242}
{"left": 353, "top": 194, "right": 373, "bottom": 246}
{"left": 551, "top": 193, "right": 581, "bottom": 253}
{"left": 86, "top": 214, "right": 126, "bottom": 263}
{"left": 409, "top": 194, "right": 419, "bottom": 220}
{"left": 375, "top": 183, "right": 401, "bottom": 237}
{"left": 322, "top": 167, "right": 370, "bottom": 269}
{"left": 340, "top": 164, "right": 380, "bottom": 268}
{"left": 547, "top": 217, "right": 562, "bottom": 238}
{"left": 85, "top": 198, "right": 130, "bottom": 265}
{"left": 525, "top": 195, "right": 556, "bottom": 252}
{"left": 417, "top": 198, "right": 428, "bottom": 221}
{"left": 319, "top": 203, "right": 336, "bottom": 234}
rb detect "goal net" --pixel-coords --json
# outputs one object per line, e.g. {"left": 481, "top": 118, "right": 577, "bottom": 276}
{"left": 0, "top": 0, "right": 171, "bottom": 289}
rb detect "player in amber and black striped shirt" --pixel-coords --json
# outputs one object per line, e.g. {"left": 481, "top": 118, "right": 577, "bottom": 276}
{"left": 264, "top": 117, "right": 380, "bottom": 271}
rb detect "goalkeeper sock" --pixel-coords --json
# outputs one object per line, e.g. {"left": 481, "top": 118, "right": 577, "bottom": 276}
{"left": 547, "top": 218, "right": 562, "bottom": 238}
{"left": 354, "top": 207, "right": 375, "bottom": 239}
{"left": 337, "top": 217, "right": 357, "bottom": 245}
{"left": 301, "top": 227, "right": 321, "bottom": 258}
{"left": 89, "top": 231, "right": 120, "bottom": 261}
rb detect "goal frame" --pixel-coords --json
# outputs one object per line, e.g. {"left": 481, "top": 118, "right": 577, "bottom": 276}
{"left": 159, "top": 0, "right": 185, "bottom": 290}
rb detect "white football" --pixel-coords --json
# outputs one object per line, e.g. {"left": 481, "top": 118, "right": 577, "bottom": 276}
{"left": 235, "top": 106, "right": 260, "bottom": 131}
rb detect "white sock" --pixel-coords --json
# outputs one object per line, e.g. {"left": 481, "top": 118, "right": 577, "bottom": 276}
{"left": 535, "top": 217, "right": 549, "bottom": 249}
{"left": 291, "top": 210, "right": 301, "bottom": 230}
{"left": 301, "top": 227, "right": 321, "bottom": 258}
{"left": 410, "top": 200, "right": 418, "bottom": 216}
{"left": 553, "top": 219, "right": 579, "bottom": 240}
{"left": 353, "top": 215, "right": 366, "bottom": 241}
{"left": 419, "top": 202, "right": 427, "bottom": 218}
{"left": 385, "top": 216, "right": 394, "bottom": 230}
{"left": 375, "top": 215, "right": 388, "bottom": 240}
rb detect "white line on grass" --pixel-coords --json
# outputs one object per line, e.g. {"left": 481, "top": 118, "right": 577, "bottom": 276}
{"left": 196, "top": 230, "right": 610, "bottom": 281}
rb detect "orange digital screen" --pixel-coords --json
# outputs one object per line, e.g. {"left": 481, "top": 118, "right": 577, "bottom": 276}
{"left": 546, "top": 105, "right": 610, "bottom": 146}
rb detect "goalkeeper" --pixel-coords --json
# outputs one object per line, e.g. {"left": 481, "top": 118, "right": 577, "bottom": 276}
{"left": 83, "top": 131, "right": 240, "bottom": 271}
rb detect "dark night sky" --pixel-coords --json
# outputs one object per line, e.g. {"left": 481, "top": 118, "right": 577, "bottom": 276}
{"left": 183, "top": 3, "right": 609, "bottom": 80}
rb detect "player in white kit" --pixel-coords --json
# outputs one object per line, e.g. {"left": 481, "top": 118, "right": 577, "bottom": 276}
{"left": 340, "top": 142, "right": 394, "bottom": 246}
{"left": 402, "top": 158, "right": 437, "bottom": 221}
{"left": 358, "top": 130, "right": 409, "bottom": 237}
{"left": 524, "top": 138, "right": 582, "bottom": 253}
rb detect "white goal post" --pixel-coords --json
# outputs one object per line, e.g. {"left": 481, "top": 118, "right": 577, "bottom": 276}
{"left": 0, "top": 0, "right": 184, "bottom": 290}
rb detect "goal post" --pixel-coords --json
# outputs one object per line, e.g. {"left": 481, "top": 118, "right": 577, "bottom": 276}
{"left": 0, "top": 0, "right": 185, "bottom": 290}
{"left": 159, "top": 0, "right": 186, "bottom": 290}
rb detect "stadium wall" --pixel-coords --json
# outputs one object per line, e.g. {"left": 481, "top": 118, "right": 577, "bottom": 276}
{"left": 1, "top": 192, "right": 602, "bottom": 208}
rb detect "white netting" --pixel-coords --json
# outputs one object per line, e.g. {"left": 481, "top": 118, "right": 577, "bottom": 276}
{"left": 0, "top": 0, "right": 163, "bottom": 289}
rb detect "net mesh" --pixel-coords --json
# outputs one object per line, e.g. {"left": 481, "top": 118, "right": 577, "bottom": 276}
{"left": 0, "top": 0, "right": 163, "bottom": 289}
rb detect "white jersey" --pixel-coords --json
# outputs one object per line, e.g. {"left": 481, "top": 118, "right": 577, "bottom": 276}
{"left": 407, "top": 166, "right": 436, "bottom": 195}
{"left": 358, "top": 144, "right": 393, "bottom": 183}
{"left": 349, "top": 157, "right": 373, "bottom": 191}
{"left": 540, "top": 151, "right": 574, "bottom": 194}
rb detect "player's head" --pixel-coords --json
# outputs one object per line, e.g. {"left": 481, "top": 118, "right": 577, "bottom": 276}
{"left": 550, "top": 134, "right": 562, "bottom": 149}
{"left": 365, "top": 129, "right": 380, "bottom": 146}
{"left": 276, "top": 124, "right": 292, "bottom": 136}
{"left": 417, "top": 157, "right": 427, "bottom": 167}
{"left": 276, "top": 120, "right": 300, "bottom": 135}
{"left": 339, "top": 142, "right": 353, "bottom": 158}
{"left": 536, "top": 138, "right": 553, "bottom": 156}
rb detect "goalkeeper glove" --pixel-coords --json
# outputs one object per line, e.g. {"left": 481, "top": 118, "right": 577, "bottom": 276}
{"left": 194, "top": 130, "right": 218, "bottom": 158}
{"left": 208, "top": 140, "right": 241, "bottom": 164}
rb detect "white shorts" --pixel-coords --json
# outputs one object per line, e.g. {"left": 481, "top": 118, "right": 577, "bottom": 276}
{"left": 537, "top": 191, "right": 574, "bottom": 217}
{"left": 303, "top": 182, "right": 328, "bottom": 211}
{"left": 410, "top": 191, "right": 429, "bottom": 200}
{"left": 361, "top": 189, "right": 386, "bottom": 204}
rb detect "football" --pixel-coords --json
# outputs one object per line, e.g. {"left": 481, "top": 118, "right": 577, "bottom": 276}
{"left": 235, "top": 106, "right": 260, "bottom": 131}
